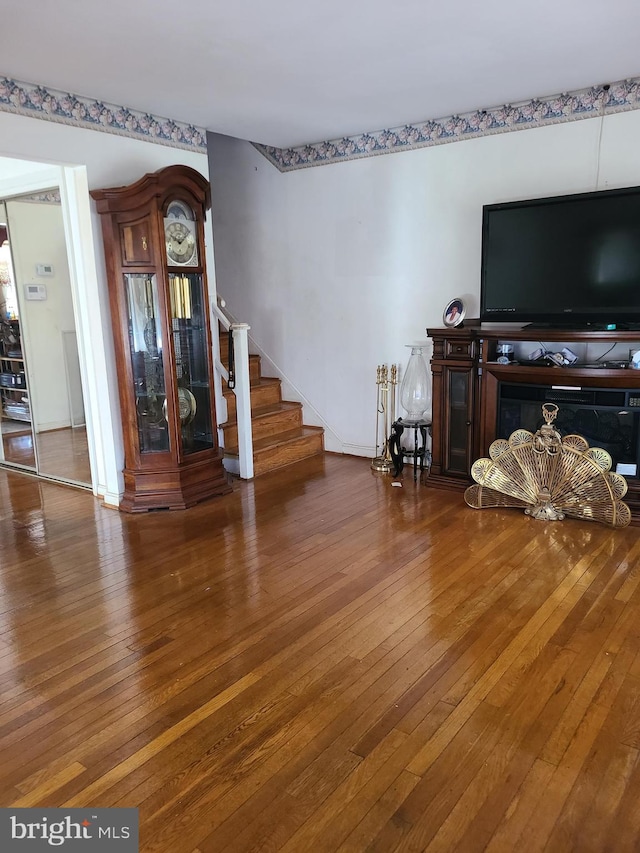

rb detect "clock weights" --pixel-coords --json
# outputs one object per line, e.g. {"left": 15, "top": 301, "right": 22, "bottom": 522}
{"left": 91, "top": 165, "right": 231, "bottom": 512}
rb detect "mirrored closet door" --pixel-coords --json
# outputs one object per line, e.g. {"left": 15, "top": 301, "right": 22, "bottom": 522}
{"left": 0, "top": 201, "right": 36, "bottom": 471}
{"left": 0, "top": 194, "right": 91, "bottom": 487}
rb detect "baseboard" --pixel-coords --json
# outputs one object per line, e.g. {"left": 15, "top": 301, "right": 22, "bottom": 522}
{"left": 35, "top": 420, "right": 73, "bottom": 433}
{"left": 341, "top": 442, "right": 376, "bottom": 458}
{"left": 100, "top": 489, "right": 121, "bottom": 508}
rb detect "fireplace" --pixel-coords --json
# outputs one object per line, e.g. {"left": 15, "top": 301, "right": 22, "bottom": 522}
{"left": 497, "top": 382, "right": 640, "bottom": 477}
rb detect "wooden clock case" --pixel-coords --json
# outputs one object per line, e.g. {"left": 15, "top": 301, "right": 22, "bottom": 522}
{"left": 91, "top": 165, "right": 231, "bottom": 512}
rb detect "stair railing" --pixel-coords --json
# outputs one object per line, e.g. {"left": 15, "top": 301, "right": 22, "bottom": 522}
{"left": 213, "top": 296, "right": 254, "bottom": 479}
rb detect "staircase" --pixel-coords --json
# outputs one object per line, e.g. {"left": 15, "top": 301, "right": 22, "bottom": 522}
{"left": 218, "top": 330, "right": 324, "bottom": 477}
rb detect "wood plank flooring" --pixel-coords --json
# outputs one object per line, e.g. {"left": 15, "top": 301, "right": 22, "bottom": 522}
{"left": 1, "top": 425, "right": 91, "bottom": 484}
{"left": 1, "top": 454, "right": 640, "bottom": 851}
{"left": 34, "top": 426, "right": 91, "bottom": 485}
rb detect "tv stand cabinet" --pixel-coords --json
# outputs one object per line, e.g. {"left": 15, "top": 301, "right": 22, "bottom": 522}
{"left": 427, "top": 324, "right": 640, "bottom": 523}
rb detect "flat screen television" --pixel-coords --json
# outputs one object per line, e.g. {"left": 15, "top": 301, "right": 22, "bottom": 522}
{"left": 481, "top": 185, "right": 640, "bottom": 328}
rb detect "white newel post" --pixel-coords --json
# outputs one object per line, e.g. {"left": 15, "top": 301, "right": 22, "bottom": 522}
{"left": 231, "top": 323, "right": 253, "bottom": 480}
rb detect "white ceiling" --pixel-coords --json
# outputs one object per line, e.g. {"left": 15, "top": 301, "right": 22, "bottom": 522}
{"left": 0, "top": 156, "right": 56, "bottom": 180}
{"left": 3, "top": 0, "right": 640, "bottom": 149}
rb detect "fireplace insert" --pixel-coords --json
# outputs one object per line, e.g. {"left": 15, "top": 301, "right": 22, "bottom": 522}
{"left": 497, "top": 382, "right": 640, "bottom": 477}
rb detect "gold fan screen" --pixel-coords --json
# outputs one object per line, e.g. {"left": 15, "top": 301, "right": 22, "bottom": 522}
{"left": 464, "top": 404, "right": 631, "bottom": 528}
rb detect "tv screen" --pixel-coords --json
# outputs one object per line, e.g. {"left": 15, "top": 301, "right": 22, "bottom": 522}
{"left": 481, "top": 186, "right": 640, "bottom": 327}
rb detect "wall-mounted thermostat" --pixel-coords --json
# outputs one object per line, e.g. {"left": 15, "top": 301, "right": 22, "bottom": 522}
{"left": 35, "top": 263, "right": 54, "bottom": 276}
{"left": 24, "top": 283, "right": 47, "bottom": 301}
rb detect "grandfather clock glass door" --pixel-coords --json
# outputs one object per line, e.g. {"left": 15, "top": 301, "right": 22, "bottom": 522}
{"left": 168, "top": 273, "right": 213, "bottom": 455}
{"left": 125, "top": 273, "right": 170, "bottom": 454}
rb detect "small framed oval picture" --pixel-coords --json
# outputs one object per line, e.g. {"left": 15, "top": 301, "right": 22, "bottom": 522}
{"left": 443, "top": 297, "right": 466, "bottom": 327}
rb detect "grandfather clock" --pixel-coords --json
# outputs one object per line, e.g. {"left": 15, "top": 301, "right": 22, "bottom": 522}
{"left": 91, "top": 165, "right": 230, "bottom": 512}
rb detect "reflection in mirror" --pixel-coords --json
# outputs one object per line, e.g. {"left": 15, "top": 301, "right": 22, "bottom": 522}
{"left": 3, "top": 196, "right": 91, "bottom": 486}
{"left": 0, "top": 201, "right": 36, "bottom": 470}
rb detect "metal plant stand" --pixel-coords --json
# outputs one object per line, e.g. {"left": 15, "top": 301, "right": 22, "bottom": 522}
{"left": 389, "top": 418, "right": 431, "bottom": 482}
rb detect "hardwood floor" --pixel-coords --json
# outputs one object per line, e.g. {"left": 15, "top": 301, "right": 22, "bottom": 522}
{"left": 1, "top": 422, "right": 35, "bottom": 467}
{"left": 34, "top": 425, "right": 91, "bottom": 485}
{"left": 1, "top": 454, "right": 640, "bottom": 851}
{"left": 1, "top": 424, "right": 91, "bottom": 484}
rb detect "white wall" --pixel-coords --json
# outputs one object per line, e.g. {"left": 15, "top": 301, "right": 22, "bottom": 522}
{"left": 6, "top": 200, "right": 75, "bottom": 432}
{"left": 208, "top": 111, "right": 640, "bottom": 456}
{"left": 0, "top": 112, "right": 210, "bottom": 504}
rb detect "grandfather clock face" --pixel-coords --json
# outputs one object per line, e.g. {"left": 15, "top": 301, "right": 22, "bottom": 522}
{"left": 164, "top": 200, "right": 198, "bottom": 267}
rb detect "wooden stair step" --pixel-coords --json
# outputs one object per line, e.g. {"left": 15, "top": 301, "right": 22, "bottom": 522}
{"left": 217, "top": 321, "right": 324, "bottom": 478}
{"left": 220, "top": 352, "right": 261, "bottom": 388}
{"left": 225, "top": 426, "right": 325, "bottom": 477}
{"left": 239, "top": 354, "right": 262, "bottom": 386}
{"left": 221, "top": 401, "right": 303, "bottom": 447}
{"left": 219, "top": 333, "right": 261, "bottom": 383}
{"left": 219, "top": 332, "right": 229, "bottom": 361}
{"left": 223, "top": 376, "right": 281, "bottom": 422}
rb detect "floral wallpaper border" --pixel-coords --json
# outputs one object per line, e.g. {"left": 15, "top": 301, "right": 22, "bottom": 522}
{"left": 254, "top": 78, "right": 640, "bottom": 172}
{"left": 20, "top": 190, "right": 61, "bottom": 205}
{"left": 0, "top": 77, "right": 207, "bottom": 151}
{"left": 2, "top": 74, "right": 640, "bottom": 170}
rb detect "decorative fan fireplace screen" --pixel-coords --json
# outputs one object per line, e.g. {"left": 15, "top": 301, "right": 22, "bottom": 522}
{"left": 464, "top": 404, "right": 631, "bottom": 528}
